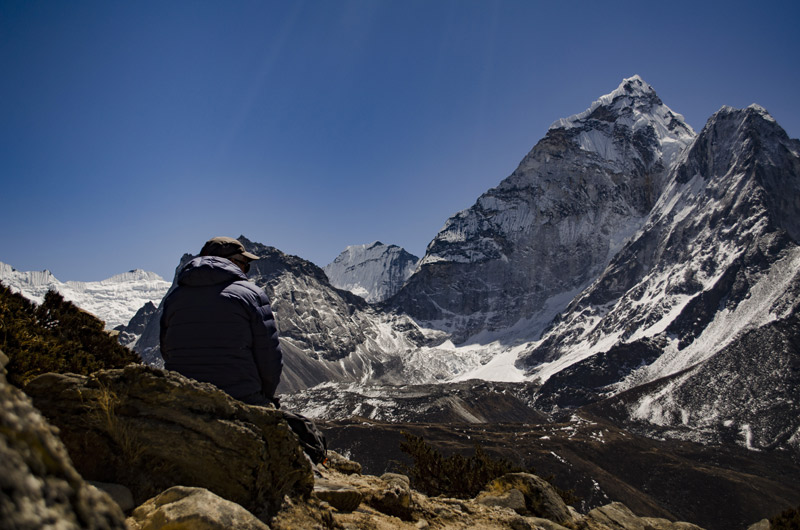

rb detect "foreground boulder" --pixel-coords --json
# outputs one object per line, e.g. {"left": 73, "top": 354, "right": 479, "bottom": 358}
{"left": 0, "top": 350, "right": 127, "bottom": 530}
{"left": 586, "top": 502, "right": 705, "bottom": 530}
{"left": 478, "top": 472, "right": 572, "bottom": 524}
{"left": 24, "top": 364, "right": 313, "bottom": 520}
{"left": 127, "top": 486, "right": 270, "bottom": 530}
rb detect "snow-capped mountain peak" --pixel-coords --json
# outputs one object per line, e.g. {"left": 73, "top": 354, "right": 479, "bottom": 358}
{"left": 550, "top": 75, "right": 657, "bottom": 129}
{"left": 550, "top": 75, "right": 694, "bottom": 168}
{"left": 395, "top": 76, "right": 695, "bottom": 343}
{"left": 324, "top": 242, "right": 419, "bottom": 303}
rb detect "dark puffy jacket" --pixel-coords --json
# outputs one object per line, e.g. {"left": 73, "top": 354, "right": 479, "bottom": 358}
{"left": 160, "top": 256, "right": 283, "bottom": 402}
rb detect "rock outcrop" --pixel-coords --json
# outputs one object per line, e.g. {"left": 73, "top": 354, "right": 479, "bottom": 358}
{"left": 479, "top": 473, "right": 573, "bottom": 524}
{"left": 587, "top": 502, "right": 704, "bottom": 530}
{"left": 0, "top": 350, "right": 127, "bottom": 529}
{"left": 272, "top": 459, "right": 709, "bottom": 530}
{"left": 3, "top": 354, "right": 713, "bottom": 530}
{"left": 127, "top": 486, "right": 270, "bottom": 530}
{"left": 23, "top": 364, "right": 313, "bottom": 520}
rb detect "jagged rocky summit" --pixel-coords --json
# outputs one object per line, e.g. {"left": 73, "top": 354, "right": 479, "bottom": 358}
{"left": 114, "top": 300, "right": 158, "bottom": 348}
{"left": 390, "top": 75, "right": 696, "bottom": 342}
{"left": 323, "top": 241, "right": 419, "bottom": 303}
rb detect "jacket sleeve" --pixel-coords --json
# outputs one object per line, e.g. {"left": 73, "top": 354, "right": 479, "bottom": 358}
{"left": 158, "top": 295, "right": 171, "bottom": 362}
{"left": 249, "top": 289, "right": 284, "bottom": 399}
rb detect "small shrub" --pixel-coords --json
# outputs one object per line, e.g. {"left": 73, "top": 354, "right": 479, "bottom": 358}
{"left": 398, "top": 431, "right": 522, "bottom": 498}
{"left": 398, "top": 432, "right": 579, "bottom": 504}
{"left": 771, "top": 504, "right": 800, "bottom": 530}
{"left": 0, "top": 283, "right": 139, "bottom": 386}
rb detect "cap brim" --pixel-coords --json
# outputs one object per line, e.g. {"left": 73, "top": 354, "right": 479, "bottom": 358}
{"left": 241, "top": 251, "right": 259, "bottom": 261}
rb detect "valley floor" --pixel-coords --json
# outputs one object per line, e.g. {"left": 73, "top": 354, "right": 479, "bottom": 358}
{"left": 319, "top": 416, "right": 800, "bottom": 530}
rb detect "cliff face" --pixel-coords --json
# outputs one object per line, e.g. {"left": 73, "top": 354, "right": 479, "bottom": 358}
{"left": 134, "top": 237, "right": 430, "bottom": 393}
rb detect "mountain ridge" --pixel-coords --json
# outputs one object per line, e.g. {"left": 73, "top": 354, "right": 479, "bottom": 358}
{"left": 12, "top": 76, "right": 800, "bottom": 458}
{"left": 0, "top": 261, "right": 170, "bottom": 329}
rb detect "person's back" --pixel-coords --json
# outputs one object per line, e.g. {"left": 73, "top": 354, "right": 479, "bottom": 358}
{"left": 160, "top": 238, "right": 282, "bottom": 405}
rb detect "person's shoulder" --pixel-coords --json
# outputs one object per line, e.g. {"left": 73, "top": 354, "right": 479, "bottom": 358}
{"left": 228, "top": 280, "right": 269, "bottom": 304}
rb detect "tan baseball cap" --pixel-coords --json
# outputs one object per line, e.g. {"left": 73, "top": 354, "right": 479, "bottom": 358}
{"left": 199, "top": 237, "right": 259, "bottom": 260}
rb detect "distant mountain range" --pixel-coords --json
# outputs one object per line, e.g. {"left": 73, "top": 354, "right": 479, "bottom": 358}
{"left": 7, "top": 75, "right": 799, "bottom": 459}
{"left": 0, "top": 261, "right": 169, "bottom": 330}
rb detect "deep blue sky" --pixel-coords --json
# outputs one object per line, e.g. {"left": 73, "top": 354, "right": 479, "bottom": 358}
{"left": 2, "top": 1, "right": 798, "bottom": 281}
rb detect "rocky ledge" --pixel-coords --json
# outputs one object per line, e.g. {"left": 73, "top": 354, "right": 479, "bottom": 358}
{"left": 22, "top": 363, "right": 313, "bottom": 521}
{"left": 2, "top": 355, "right": 714, "bottom": 529}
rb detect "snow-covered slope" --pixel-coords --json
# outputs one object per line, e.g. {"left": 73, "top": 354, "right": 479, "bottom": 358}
{"left": 390, "top": 75, "right": 695, "bottom": 343}
{"left": 520, "top": 104, "right": 800, "bottom": 451}
{"left": 0, "top": 262, "right": 170, "bottom": 329}
{"left": 324, "top": 242, "right": 419, "bottom": 303}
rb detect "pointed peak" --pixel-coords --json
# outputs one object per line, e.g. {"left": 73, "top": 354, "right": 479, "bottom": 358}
{"left": 746, "top": 103, "right": 770, "bottom": 114}
{"left": 616, "top": 74, "right": 655, "bottom": 96}
{"left": 550, "top": 75, "right": 665, "bottom": 131}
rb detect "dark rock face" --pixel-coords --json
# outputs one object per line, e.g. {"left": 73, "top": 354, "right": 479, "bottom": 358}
{"left": 244, "top": 238, "right": 371, "bottom": 362}
{"left": 24, "top": 364, "right": 313, "bottom": 520}
{"left": 115, "top": 301, "right": 157, "bottom": 348}
{"left": 533, "top": 337, "right": 666, "bottom": 412}
{"left": 591, "top": 307, "right": 800, "bottom": 453}
{"left": 0, "top": 350, "right": 127, "bottom": 530}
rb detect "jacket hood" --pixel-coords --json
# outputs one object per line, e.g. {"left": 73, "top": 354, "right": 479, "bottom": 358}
{"left": 177, "top": 256, "right": 247, "bottom": 287}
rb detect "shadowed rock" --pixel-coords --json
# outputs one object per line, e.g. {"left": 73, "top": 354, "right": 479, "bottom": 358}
{"left": 0, "top": 350, "right": 127, "bottom": 529}
{"left": 313, "top": 479, "right": 363, "bottom": 512}
{"left": 481, "top": 473, "right": 572, "bottom": 524}
{"left": 24, "top": 364, "right": 313, "bottom": 520}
